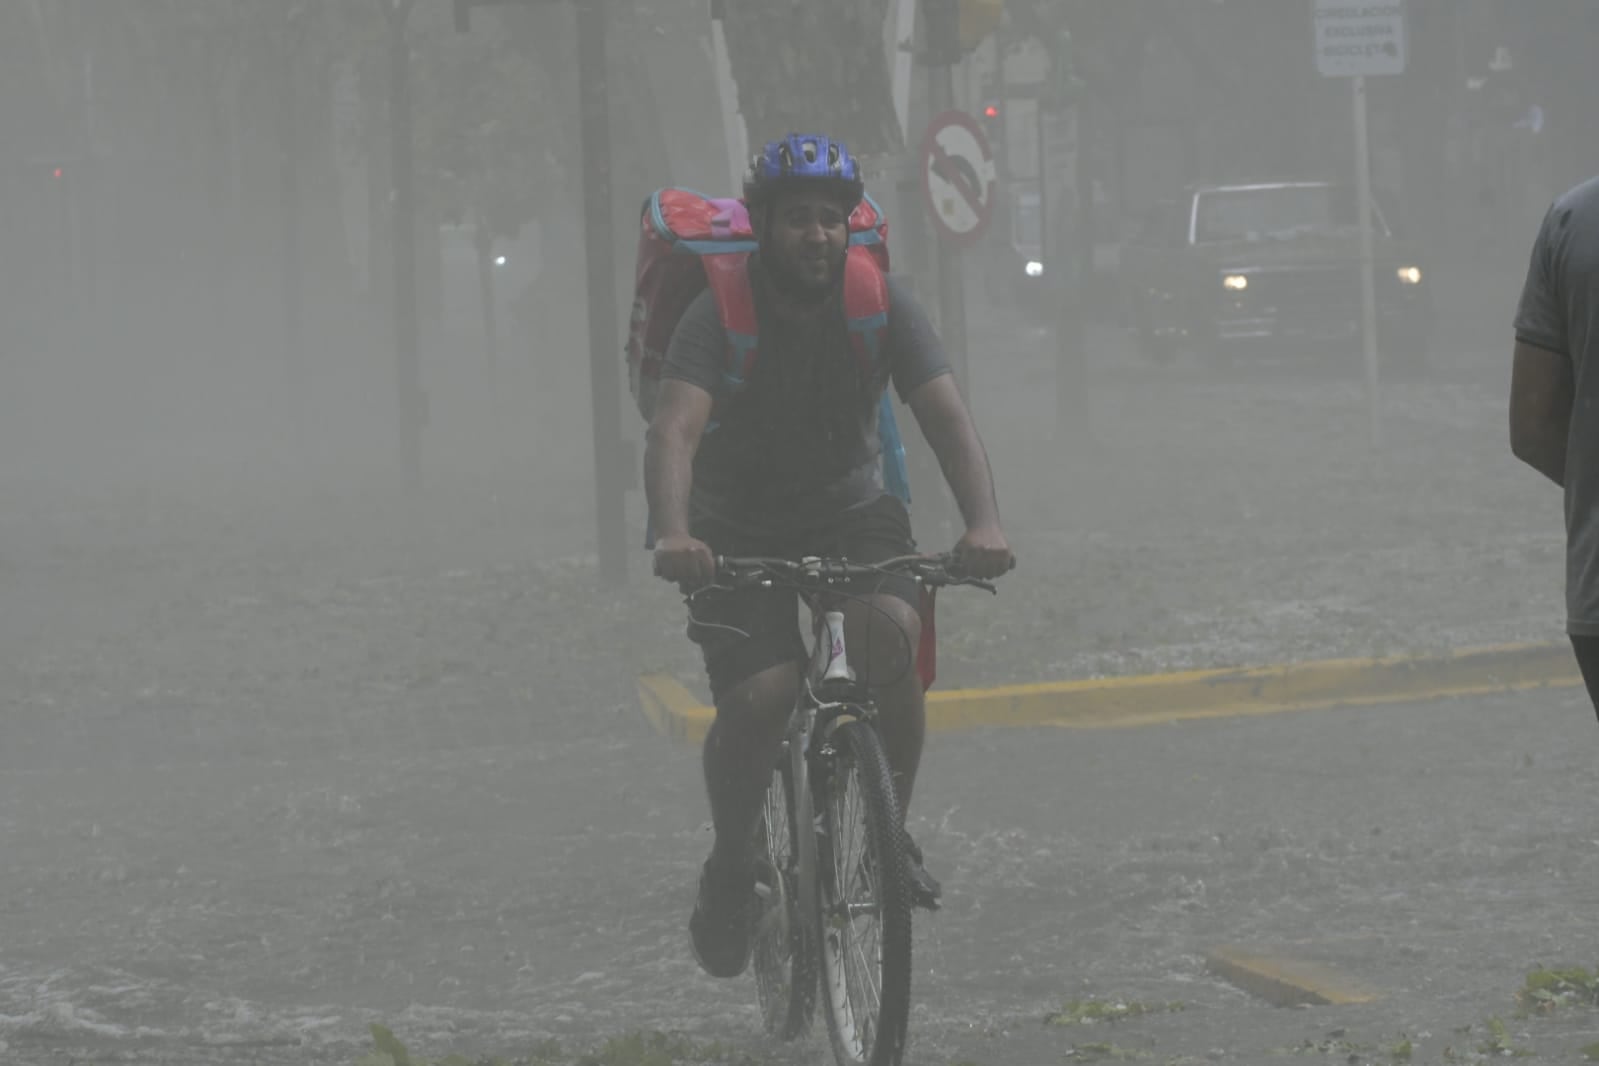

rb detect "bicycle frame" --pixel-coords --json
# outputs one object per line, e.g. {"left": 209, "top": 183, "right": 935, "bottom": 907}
{"left": 784, "top": 600, "right": 873, "bottom": 966}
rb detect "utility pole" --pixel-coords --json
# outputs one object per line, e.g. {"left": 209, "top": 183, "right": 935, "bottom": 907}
{"left": 1060, "top": 57, "right": 1091, "bottom": 440}
{"left": 1022, "top": 16, "right": 1088, "bottom": 443}
{"left": 281, "top": 3, "right": 309, "bottom": 446}
{"left": 454, "top": 0, "right": 628, "bottom": 584}
{"left": 574, "top": 0, "right": 628, "bottom": 584}
{"left": 472, "top": 205, "right": 500, "bottom": 395}
{"left": 382, "top": 0, "right": 425, "bottom": 489}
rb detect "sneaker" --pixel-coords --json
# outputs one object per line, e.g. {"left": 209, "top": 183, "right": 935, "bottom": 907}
{"left": 688, "top": 854, "right": 757, "bottom": 978}
{"left": 903, "top": 833, "right": 942, "bottom": 911}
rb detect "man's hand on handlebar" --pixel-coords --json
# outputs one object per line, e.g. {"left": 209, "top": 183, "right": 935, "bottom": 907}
{"left": 703, "top": 553, "right": 1007, "bottom": 595}
{"left": 952, "top": 525, "right": 1015, "bottom": 580}
{"left": 653, "top": 533, "right": 716, "bottom": 586}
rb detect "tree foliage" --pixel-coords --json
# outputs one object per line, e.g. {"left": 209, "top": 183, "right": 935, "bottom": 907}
{"left": 720, "top": 0, "right": 903, "bottom": 157}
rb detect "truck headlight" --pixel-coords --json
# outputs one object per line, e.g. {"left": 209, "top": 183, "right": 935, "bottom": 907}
{"left": 1396, "top": 265, "right": 1422, "bottom": 285}
{"left": 1223, "top": 274, "right": 1249, "bottom": 291}
{"left": 1025, "top": 260, "right": 1044, "bottom": 278}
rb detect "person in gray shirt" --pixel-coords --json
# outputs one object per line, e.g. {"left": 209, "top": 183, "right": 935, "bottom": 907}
{"left": 646, "top": 134, "right": 1014, "bottom": 979}
{"left": 1511, "top": 174, "right": 1599, "bottom": 713}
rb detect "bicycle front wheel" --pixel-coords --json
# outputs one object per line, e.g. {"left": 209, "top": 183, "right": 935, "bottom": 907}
{"left": 752, "top": 758, "right": 816, "bottom": 1038}
{"left": 816, "top": 720, "right": 913, "bottom": 1066}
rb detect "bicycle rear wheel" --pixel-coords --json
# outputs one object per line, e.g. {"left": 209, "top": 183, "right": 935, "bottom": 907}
{"left": 816, "top": 720, "right": 913, "bottom": 1066}
{"left": 752, "top": 757, "right": 816, "bottom": 1038}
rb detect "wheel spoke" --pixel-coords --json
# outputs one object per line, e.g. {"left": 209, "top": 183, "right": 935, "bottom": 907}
{"left": 817, "top": 725, "right": 910, "bottom": 1066}
{"left": 829, "top": 750, "right": 884, "bottom": 1056}
{"left": 753, "top": 763, "right": 812, "bottom": 1040}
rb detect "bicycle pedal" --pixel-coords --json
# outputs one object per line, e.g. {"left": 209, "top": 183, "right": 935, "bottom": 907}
{"left": 751, "top": 857, "right": 780, "bottom": 891}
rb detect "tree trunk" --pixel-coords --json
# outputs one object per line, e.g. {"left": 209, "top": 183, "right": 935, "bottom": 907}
{"left": 721, "top": 0, "right": 901, "bottom": 156}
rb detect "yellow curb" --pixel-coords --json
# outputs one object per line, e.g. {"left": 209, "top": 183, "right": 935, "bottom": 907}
{"left": 636, "top": 674, "right": 711, "bottom": 745}
{"left": 1205, "top": 945, "right": 1379, "bottom": 1006}
{"left": 637, "top": 642, "right": 1580, "bottom": 744}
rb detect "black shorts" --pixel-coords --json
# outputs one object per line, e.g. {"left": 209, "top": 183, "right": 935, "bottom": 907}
{"left": 686, "top": 494, "right": 919, "bottom": 702}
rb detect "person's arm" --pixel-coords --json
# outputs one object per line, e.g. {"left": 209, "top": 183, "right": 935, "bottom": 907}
{"left": 884, "top": 274, "right": 1012, "bottom": 575}
{"left": 645, "top": 380, "right": 717, "bottom": 583}
{"left": 645, "top": 380, "right": 713, "bottom": 540}
{"left": 907, "top": 374, "right": 1000, "bottom": 532}
{"left": 1509, "top": 202, "right": 1573, "bottom": 488}
{"left": 1509, "top": 340, "right": 1572, "bottom": 487}
{"left": 646, "top": 291, "right": 725, "bottom": 584}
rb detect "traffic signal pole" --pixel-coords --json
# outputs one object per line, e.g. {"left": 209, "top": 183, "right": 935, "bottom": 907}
{"left": 1058, "top": 82, "right": 1090, "bottom": 441}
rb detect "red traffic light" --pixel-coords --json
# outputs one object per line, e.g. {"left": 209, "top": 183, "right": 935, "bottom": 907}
{"left": 52, "top": 167, "right": 63, "bottom": 179}
{"left": 983, "top": 104, "right": 999, "bottom": 118}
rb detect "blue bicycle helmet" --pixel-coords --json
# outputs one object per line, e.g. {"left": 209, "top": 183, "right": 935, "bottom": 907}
{"left": 743, "top": 133, "right": 865, "bottom": 210}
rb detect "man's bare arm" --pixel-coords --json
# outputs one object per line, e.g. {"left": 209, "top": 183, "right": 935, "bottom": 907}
{"left": 1509, "top": 340, "right": 1573, "bottom": 488}
{"left": 907, "top": 373, "right": 1001, "bottom": 530}
{"left": 645, "top": 380, "right": 715, "bottom": 539}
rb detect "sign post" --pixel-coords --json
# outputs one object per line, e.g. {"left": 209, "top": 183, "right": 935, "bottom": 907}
{"left": 1352, "top": 74, "right": 1380, "bottom": 445}
{"left": 1314, "top": 0, "right": 1406, "bottom": 450}
{"left": 920, "top": 109, "right": 997, "bottom": 400}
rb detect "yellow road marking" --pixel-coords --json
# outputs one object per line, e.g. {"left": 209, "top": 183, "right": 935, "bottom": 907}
{"left": 1206, "top": 945, "right": 1379, "bottom": 1006}
{"left": 637, "top": 643, "right": 1581, "bottom": 744}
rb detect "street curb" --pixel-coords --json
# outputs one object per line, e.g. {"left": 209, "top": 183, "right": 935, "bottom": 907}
{"left": 636, "top": 642, "right": 1580, "bottom": 744}
{"left": 636, "top": 673, "right": 711, "bottom": 745}
{"left": 1205, "top": 945, "right": 1379, "bottom": 1006}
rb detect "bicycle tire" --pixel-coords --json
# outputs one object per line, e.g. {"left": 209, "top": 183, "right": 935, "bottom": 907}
{"left": 816, "top": 719, "right": 913, "bottom": 1066}
{"left": 752, "top": 757, "right": 817, "bottom": 1038}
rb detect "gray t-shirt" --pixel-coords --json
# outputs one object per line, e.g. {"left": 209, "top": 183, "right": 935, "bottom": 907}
{"left": 662, "top": 271, "right": 950, "bottom": 539}
{"left": 1514, "top": 175, "right": 1599, "bottom": 633}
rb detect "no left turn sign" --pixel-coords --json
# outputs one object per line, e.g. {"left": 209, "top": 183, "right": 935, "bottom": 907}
{"left": 921, "top": 110, "right": 997, "bottom": 246}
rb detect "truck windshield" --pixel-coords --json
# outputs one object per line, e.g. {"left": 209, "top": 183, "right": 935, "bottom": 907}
{"left": 1193, "top": 185, "right": 1379, "bottom": 243}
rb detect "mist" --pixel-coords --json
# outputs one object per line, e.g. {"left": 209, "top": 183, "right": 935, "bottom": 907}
{"left": 1, "top": 1, "right": 1595, "bottom": 1063}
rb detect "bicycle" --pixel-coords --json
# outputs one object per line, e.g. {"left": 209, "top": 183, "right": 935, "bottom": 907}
{"left": 689, "top": 553, "right": 1001, "bottom": 1066}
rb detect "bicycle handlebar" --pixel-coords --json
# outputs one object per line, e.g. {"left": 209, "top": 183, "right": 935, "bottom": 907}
{"left": 712, "top": 552, "right": 1005, "bottom": 594}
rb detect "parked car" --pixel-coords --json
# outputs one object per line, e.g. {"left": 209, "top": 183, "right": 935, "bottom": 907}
{"left": 1119, "top": 181, "right": 1435, "bottom": 374}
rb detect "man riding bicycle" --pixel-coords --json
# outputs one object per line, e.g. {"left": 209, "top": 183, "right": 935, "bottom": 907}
{"left": 645, "top": 133, "right": 1014, "bottom": 980}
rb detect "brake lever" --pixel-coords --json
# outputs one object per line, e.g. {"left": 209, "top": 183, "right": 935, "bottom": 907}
{"left": 942, "top": 553, "right": 1013, "bottom": 592}
{"left": 912, "top": 562, "right": 997, "bottom": 594}
{"left": 945, "top": 573, "right": 997, "bottom": 594}
{"left": 684, "top": 584, "right": 714, "bottom": 604}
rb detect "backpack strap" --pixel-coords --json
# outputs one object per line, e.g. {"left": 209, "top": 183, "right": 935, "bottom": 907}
{"left": 842, "top": 244, "right": 890, "bottom": 381}
{"left": 841, "top": 247, "right": 912, "bottom": 506}
{"left": 702, "top": 252, "right": 760, "bottom": 414}
{"left": 642, "top": 251, "right": 756, "bottom": 549}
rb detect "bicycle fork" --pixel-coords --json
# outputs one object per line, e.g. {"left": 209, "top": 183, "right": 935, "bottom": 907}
{"left": 795, "top": 608, "right": 888, "bottom": 935}
{"left": 788, "top": 703, "right": 820, "bottom": 942}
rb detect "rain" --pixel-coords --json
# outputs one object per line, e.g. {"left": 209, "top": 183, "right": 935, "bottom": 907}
{"left": 1, "top": 1, "right": 1596, "bottom": 1064}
